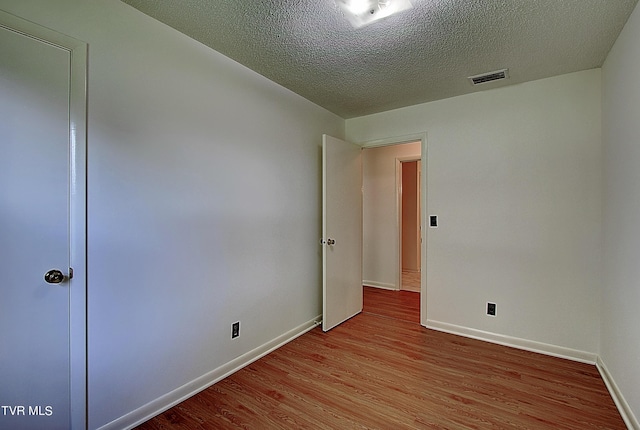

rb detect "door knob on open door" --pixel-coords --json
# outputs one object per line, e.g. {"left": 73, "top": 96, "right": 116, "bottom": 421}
{"left": 44, "top": 269, "right": 65, "bottom": 284}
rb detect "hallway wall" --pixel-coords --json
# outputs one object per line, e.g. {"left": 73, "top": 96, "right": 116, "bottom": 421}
{"left": 402, "top": 161, "right": 421, "bottom": 272}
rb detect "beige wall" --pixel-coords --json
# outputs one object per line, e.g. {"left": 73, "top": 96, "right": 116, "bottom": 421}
{"left": 402, "top": 161, "right": 420, "bottom": 272}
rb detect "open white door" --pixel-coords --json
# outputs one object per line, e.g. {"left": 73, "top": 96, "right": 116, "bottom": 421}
{"left": 322, "top": 135, "right": 362, "bottom": 331}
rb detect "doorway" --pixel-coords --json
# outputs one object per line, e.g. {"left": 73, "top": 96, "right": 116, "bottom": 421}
{"left": 361, "top": 134, "right": 426, "bottom": 324}
{"left": 322, "top": 133, "right": 427, "bottom": 329}
{"left": 400, "top": 160, "right": 421, "bottom": 292}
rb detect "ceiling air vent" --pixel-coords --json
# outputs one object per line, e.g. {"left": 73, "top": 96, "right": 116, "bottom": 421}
{"left": 468, "top": 69, "right": 509, "bottom": 86}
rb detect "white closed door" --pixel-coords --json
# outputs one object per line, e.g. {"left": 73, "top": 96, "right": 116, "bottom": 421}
{"left": 322, "top": 135, "right": 362, "bottom": 331}
{"left": 0, "top": 11, "right": 86, "bottom": 430}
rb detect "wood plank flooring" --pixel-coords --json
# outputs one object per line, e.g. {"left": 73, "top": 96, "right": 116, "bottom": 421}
{"left": 136, "top": 288, "right": 625, "bottom": 429}
{"left": 363, "top": 286, "right": 420, "bottom": 323}
{"left": 401, "top": 270, "right": 421, "bottom": 292}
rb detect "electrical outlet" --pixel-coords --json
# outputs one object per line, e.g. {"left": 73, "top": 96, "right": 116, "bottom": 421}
{"left": 232, "top": 321, "right": 240, "bottom": 338}
{"left": 487, "top": 302, "right": 496, "bottom": 317}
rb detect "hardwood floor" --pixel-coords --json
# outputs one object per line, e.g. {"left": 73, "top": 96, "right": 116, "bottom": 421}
{"left": 363, "top": 285, "right": 420, "bottom": 323}
{"left": 136, "top": 288, "right": 625, "bottom": 429}
{"left": 401, "top": 270, "right": 421, "bottom": 292}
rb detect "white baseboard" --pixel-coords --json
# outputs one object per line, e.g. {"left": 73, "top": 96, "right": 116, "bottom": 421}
{"left": 597, "top": 357, "right": 639, "bottom": 430}
{"left": 425, "top": 319, "right": 598, "bottom": 364}
{"left": 363, "top": 280, "right": 397, "bottom": 290}
{"left": 98, "top": 315, "right": 322, "bottom": 430}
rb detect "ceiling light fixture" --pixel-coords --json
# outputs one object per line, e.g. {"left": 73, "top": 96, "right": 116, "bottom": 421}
{"left": 336, "top": 0, "right": 413, "bottom": 28}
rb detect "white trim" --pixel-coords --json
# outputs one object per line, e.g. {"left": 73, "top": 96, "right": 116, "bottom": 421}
{"left": 98, "top": 316, "right": 323, "bottom": 430}
{"left": 426, "top": 320, "right": 597, "bottom": 364}
{"left": 396, "top": 158, "right": 403, "bottom": 292}
{"left": 0, "top": 10, "right": 88, "bottom": 430}
{"left": 363, "top": 281, "right": 398, "bottom": 291}
{"left": 596, "top": 357, "right": 639, "bottom": 430}
{"left": 357, "top": 132, "right": 426, "bottom": 149}
{"left": 420, "top": 137, "right": 427, "bottom": 326}
{"left": 68, "top": 28, "right": 88, "bottom": 430}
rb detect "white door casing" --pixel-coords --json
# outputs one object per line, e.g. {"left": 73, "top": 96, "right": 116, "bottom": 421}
{"left": 322, "top": 135, "right": 363, "bottom": 332}
{"left": 0, "top": 10, "right": 87, "bottom": 430}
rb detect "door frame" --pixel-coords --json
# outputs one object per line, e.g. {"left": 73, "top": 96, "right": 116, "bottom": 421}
{"left": 360, "top": 133, "right": 427, "bottom": 326}
{"left": 0, "top": 10, "right": 88, "bottom": 429}
{"left": 397, "top": 157, "right": 422, "bottom": 291}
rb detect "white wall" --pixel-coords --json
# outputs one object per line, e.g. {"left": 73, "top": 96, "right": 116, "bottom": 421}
{"left": 348, "top": 70, "right": 603, "bottom": 356}
{"left": 362, "top": 142, "right": 421, "bottom": 289}
{"left": 0, "top": 0, "right": 343, "bottom": 428}
{"left": 602, "top": 1, "right": 640, "bottom": 424}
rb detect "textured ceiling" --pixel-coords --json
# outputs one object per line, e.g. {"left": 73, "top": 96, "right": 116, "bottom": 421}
{"left": 121, "top": 0, "right": 638, "bottom": 119}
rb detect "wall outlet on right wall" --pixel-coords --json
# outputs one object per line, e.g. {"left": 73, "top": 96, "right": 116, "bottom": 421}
{"left": 487, "top": 302, "right": 496, "bottom": 317}
{"left": 232, "top": 321, "right": 240, "bottom": 338}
